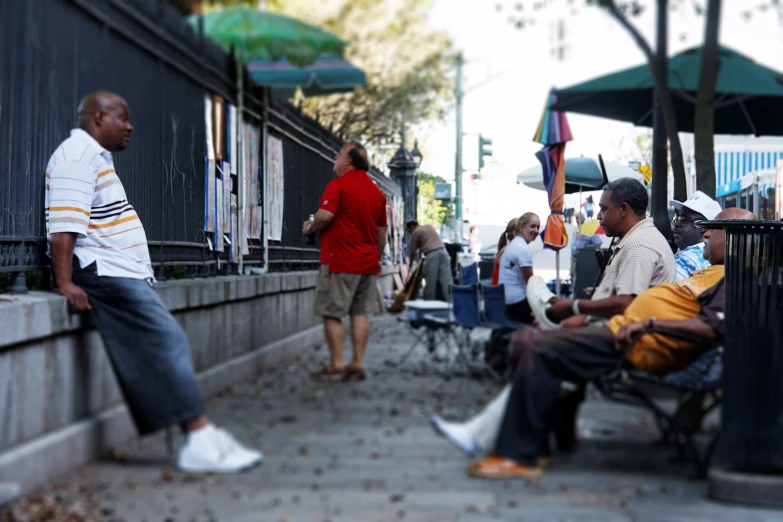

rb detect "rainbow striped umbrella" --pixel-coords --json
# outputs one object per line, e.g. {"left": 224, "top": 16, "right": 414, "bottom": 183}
{"left": 534, "top": 91, "right": 573, "bottom": 250}
{"left": 533, "top": 90, "right": 573, "bottom": 295}
{"left": 533, "top": 91, "right": 573, "bottom": 145}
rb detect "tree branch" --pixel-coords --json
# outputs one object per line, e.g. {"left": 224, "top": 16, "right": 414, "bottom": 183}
{"left": 602, "top": 0, "right": 687, "bottom": 201}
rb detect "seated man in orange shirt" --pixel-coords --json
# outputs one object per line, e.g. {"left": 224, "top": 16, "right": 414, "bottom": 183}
{"left": 468, "top": 208, "right": 754, "bottom": 479}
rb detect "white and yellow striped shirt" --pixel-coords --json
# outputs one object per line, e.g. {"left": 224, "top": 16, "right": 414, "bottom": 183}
{"left": 45, "top": 129, "right": 153, "bottom": 279}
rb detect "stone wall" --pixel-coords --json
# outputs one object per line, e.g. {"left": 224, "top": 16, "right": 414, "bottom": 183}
{"left": 0, "top": 268, "right": 397, "bottom": 493}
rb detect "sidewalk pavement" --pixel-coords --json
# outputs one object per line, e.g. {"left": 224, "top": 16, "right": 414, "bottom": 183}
{"left": 3, "top": 316, "right": 782, "bottom": 521}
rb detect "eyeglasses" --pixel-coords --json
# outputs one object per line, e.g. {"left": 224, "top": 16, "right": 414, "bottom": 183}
{"left": 671, "top": 215, "right": 698, "bottom": 226}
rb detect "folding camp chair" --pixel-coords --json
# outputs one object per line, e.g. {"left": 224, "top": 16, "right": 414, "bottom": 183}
{"left": 460, "top": 263, "right": 478, "bottom": 285}
{"left": 396, "top": 314, "right": 462, "bottom": 369}
{"left": 594, "top": 328, "right": 723, "bottom": 478}
{"left": 451, "top": 284, "right": 503, "bottom": 381}
{"left": 480, "top": 284, "right": 523, "bottom": 329}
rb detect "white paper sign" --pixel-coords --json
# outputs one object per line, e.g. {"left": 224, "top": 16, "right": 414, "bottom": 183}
{"left": 267, "top": 135, "right": 284, "bottom": 242}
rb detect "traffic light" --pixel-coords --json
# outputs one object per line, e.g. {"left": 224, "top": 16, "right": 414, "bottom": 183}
{"left": 478, "top": 135, "right": 493, "bottom": 170}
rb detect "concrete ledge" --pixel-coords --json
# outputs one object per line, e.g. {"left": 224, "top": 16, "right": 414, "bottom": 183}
{"left": 0, "top": 324, "right": 323, "bottom": 494}
{"left": 0, "top": 272, "right": 321, "bottom": 351}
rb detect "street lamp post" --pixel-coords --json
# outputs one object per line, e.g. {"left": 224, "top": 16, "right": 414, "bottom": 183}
{"left": 388, "top": 138, "right": 422, "bottom": 248}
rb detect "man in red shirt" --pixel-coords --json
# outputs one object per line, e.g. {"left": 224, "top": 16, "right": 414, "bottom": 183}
{"left": 303, "top": 142, "right": 388, "bottom": 382}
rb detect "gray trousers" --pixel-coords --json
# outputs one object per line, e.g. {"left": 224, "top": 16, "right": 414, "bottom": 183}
{"left": 422, "top": 247, "right": 452, "bottom": 301}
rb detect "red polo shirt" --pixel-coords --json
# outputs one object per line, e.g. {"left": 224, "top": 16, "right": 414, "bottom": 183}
{"left": 319, "top": 169, "right": 388, "bottom": 274}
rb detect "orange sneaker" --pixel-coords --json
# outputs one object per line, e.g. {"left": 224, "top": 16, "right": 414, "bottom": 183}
{"left": 467, "top": 455, "right": 543, "bottom": 479}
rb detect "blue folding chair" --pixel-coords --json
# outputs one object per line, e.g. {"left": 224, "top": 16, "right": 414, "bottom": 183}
{"left": 451, "top": 284, "right": 502, "bottom": 380}
{"left": 480, "top": 284, "right": 523, "bottom": 329}
{"left": 460, "top": 263, "right": 479, "bottom": 286}
{"left": 451, "top": 284, "right": 483, "bottom": 328}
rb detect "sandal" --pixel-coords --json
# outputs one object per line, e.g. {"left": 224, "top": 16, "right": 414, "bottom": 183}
{"left": 310, "top": 367, "right": 347, "bottom": 382}
{"left": 342, "top": 367, "right": 367, "bottom": 382}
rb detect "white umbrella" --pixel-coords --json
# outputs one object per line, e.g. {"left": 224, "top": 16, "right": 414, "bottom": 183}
{"left": 516, "top": 157, "right": 645, "bottom": 191}
{"left": 515, "top": 156, "right": 644, "bottom": 296}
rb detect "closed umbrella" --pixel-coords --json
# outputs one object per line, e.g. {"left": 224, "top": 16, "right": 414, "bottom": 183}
{"left": 552, "top": 45, "right": 783, "bottom": 136}
{"left": 533, "top": 90, "right": 573, "bottom": 296}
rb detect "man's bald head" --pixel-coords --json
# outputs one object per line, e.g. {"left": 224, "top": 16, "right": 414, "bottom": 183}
{"left": 714, "top": 208, "right": 756, "bottom": 221}
{"left": 333, "top": 141, "right": 369, "bottom": 176}
{"left": 703, "top": 207, "right": 757, "bottom": 265}
{"left": 77, "top": 91, "right": 133, "bottom": 152}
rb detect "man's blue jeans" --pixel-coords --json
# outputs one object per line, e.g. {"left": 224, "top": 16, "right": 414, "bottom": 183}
{"left": 73, "top": 260, "right": 205, "bottom": 435}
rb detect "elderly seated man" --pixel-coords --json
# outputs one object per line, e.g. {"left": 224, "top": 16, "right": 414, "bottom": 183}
{"left": 466, "top": 208, "right": 755, "bottom": 479}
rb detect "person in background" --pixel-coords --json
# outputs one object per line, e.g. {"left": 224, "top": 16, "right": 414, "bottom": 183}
{"left": 670, "top": 191, "right": 722, "bottom": 281}
{"left": 47, "top": 91, "right": 262, "bottom": 474}
{"left": 497, "top": 213, "right": 540, "bottom": 324}
{"left": 491, "top": 218, "right": 518, "bottom": 286}
{"left": 563, "top": 194, "right": 576, "bottom": 225}
{"left": 468, "top": 226, "right": 482, "bottom": 254}
{"left": 305, "top": 142, "right": 388, "bottom": 383}
{"left": 585, "top": 195, "right": 595, "bottom": 219}
{"left": 407, "top": 220, "right": 452, "bottom": 301}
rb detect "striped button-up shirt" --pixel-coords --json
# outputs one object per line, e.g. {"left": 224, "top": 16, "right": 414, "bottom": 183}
{"left": 45, "top": 129, "right": 153, "bottom": 279}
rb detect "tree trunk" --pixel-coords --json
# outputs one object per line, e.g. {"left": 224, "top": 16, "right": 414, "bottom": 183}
{"left": 604, "top": 0, "right": 688, "bottom": 217}
{"left": 659, "top": 82, "right": 688, "bottom": 202}
{"left": 694, "top": 0, "right": 722, "bottom": 198}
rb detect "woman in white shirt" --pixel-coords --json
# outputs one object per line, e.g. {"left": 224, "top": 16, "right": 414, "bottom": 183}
{"left": 497, "top": 212, "right": 541, "bottom": 323}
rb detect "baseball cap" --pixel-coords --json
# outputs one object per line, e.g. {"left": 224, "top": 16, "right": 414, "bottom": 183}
{"left": 669, "top": 191, "right": 722, "bottom": 220}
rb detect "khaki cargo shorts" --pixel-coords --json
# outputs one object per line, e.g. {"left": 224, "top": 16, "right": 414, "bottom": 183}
{"left": 314, "top": 265, "right": 377, "bottom": 319}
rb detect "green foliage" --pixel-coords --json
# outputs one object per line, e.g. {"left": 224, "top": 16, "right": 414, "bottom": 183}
{"left": 416, "top": 172, "right": 453, "bottom": 228}
{"left": 417, "top": 181, "right": 445, "bottom": 227}
{"left": 265, "top": 0, "right": 455, "bottom": 147}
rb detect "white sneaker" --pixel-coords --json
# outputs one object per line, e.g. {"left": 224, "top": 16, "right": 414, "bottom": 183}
{"left": 430, "top": 415, "right": 478, "bottom": 457}
{"left": 214, "top": 427, "right": 264, "bottom": 463}
{"left": 177, "top": 425, "right": 263, "bottom": 474}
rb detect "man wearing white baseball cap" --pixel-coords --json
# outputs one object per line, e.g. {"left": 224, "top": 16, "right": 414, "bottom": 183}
{"left": 669, "top": 191, "right": 722, "bottom": 281}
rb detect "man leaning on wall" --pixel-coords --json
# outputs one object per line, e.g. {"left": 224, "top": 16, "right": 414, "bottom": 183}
{"left": 303, "top": 142, "right": 388, "bottom": 383}
{"left": 46, "top": 91, "right": 263, "bottom": 474}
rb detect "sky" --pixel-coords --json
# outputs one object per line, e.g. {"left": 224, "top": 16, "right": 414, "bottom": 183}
{"left": 415, "top": 0, "right": 783, "bottom": 234}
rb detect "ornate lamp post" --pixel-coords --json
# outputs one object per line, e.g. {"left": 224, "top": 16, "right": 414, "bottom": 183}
{"left": 388, "top": 137, "right": 423, "bottom": 247}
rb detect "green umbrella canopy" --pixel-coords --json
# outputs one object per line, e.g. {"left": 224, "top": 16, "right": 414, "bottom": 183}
{"left": 187, "top": 7, "right": 346, "bottom": 67}
{"left": 247, "top": 54, "right": 367, "bottom": 100}
{"left": 552, "top": 46, "right": 783, "bottom": 136}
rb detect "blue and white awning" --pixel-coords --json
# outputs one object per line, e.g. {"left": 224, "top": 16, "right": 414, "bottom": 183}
{"left": 715, "top": 150, "right": 783, "bottom": 187}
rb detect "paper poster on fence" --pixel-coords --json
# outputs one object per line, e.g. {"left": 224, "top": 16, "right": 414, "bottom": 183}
{"left": 267, "top": 134, "right": 284, "bottom": 241}
{"left": 215, "top": 177, "right": 224, "bottom": 252}
{"left": 204, "top": 158, "right": 216, "bottom": 233}
{"left": 230, "top": 193, "right": 239, "bottom": 262}
{"left": 222, "top": 162, "right": 232, "bottom": 238}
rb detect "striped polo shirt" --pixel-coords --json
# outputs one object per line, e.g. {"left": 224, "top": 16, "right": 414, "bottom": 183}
{"left": 45, "top": 129, "right": 153, "bottom": 280}
{"left": 592, "top": 218, "right": 677, "bottom": 302}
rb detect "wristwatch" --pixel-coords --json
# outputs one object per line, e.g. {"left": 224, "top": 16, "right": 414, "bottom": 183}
{"left": 647, "top": 317, "right": 656, "bottom": 330}
{"left": 572, "top": 300, "right": 581, "bottom": 315}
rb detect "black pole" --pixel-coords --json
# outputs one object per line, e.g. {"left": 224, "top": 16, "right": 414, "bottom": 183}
{"left": 651, "top": 0, "right": 672, "bottom": 245}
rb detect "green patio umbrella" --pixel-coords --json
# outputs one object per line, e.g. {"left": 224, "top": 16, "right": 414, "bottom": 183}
{"left": 187, "top": 7, "right": 346, "bottom": 66}
{"left": 552, "top": 46, "right": 783, "bottom": 136}
{"left": 247, "top": 54, "right": 366, "bottom": 100}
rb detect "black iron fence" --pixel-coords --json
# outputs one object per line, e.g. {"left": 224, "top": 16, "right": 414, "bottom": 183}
{"left": 0, "top": 0, "right": 401, "bottom": 287}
